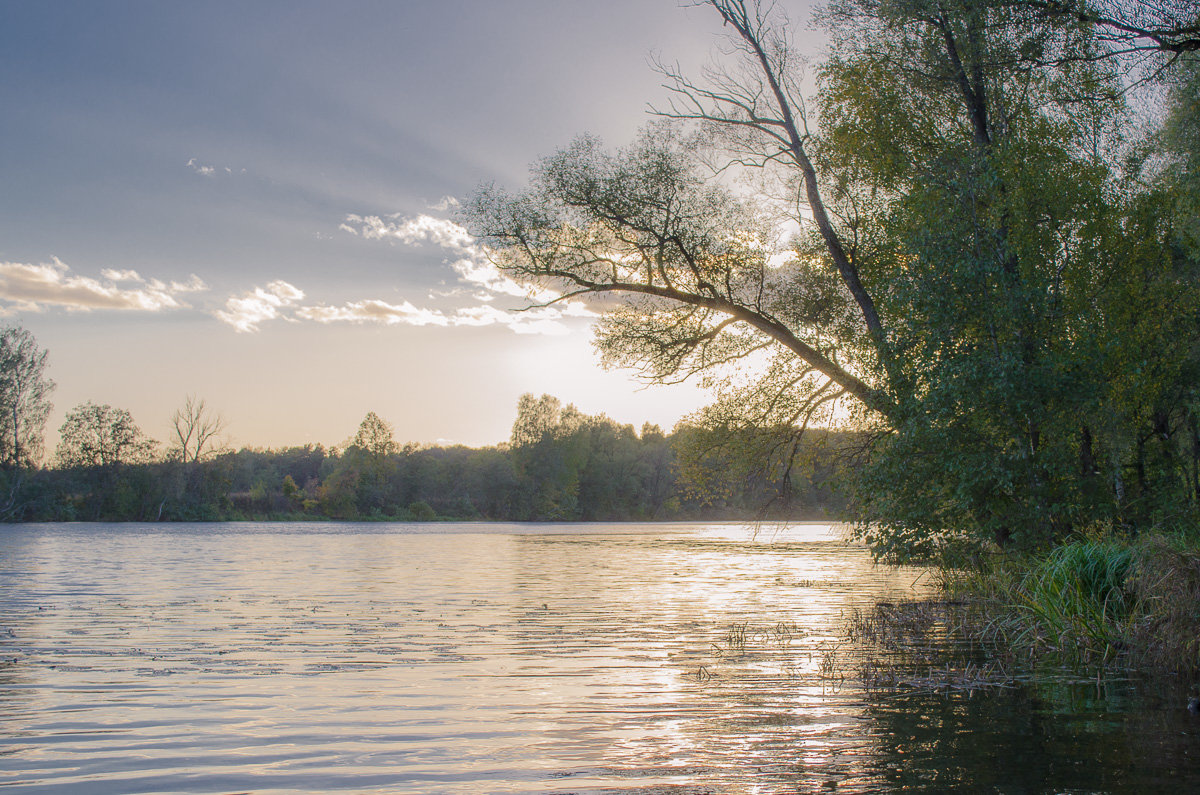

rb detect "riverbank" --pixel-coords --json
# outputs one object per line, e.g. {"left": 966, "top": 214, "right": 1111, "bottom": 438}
{"left": 890, "top": 532, "right": 1200, "bottom": 675}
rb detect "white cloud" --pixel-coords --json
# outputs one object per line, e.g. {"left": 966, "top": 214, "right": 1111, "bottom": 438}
{"left": 187, "top": 158, "right": 244, "bottom": 177}
{"left": 215, "top": 280, "right": 305, "bottom": 333}
{"left": 341, "top": 213, "right": 475, "bottom": 251}
{"left": 186, "top": 157, "right": 215, "bottom": 177}
{"left": 219, "top": 280, "right": 585, "bottom": 336}
{"left": 100, "top": 268, "right": 142, "bottom": 282}
{"left": 296, "top": 299, "right": 450, "bottom": 327}
{"left": 427, "top": 196, "right": 460, "bottom": 212}
{"left": 451, "top": 304, "right": 583, "bottom": 335}
{"left": 341, "top": 210, "right": 562, "bottom": 303}
{"left": 449, "top": 256, "right": 555, "bottom": 301}
{"left": 0, "top": 258, "right": 207, "bottom": 315}
{"left": 222, "top": 210, "right": 598, "bottom": 337}
{"left": 292, "top": 299, "right": 574, "bottom": 334}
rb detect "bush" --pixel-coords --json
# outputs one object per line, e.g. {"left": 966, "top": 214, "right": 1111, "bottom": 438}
{"left": 408, "top": 500, "right": 436, "bottom": 521}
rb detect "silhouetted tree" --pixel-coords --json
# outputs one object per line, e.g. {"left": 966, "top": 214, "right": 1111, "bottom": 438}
{"left": 0, "top": 326, "right": 53, "bottom": 469}
{"left": 56, "top": 402, "right": 156, "bottom": 467}
{"left": 169, "top": 395, "right": 225, "bottom": 463}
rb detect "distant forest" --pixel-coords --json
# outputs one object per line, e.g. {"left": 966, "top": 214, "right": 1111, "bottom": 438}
{"left": 6, "top": 391, "right": 854, "bottom": 523}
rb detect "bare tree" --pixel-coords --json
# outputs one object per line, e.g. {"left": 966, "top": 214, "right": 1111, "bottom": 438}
{"left": 469, "top": 1, "right": 892, "bottom": 422}
{"left": 169, "top": 396, "right": 226, "bottom": 464}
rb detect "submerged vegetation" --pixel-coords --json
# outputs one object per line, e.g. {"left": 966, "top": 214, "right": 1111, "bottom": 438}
{"left": 833, "top": 531, "right": 1200, "bottom": 676}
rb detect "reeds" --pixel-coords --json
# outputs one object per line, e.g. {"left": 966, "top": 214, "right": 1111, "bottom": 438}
{"left": 1126, "top": 535, "right": 1200, "bottom": 671}
{"left": 1009, "top": 539, "right": 1137, "bottom": 664}
{"left": 949, "top": 532, "right": 1200, "bottom": 672}
{"left": 840, "top": 598, "right": 1017, "bottom": 693}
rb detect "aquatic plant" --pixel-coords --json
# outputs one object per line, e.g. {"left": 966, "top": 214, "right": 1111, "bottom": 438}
{"left": 944, "top": 532, "right": 1200, "bottom": 671}
{"left": 1008, "top": 539, "right": 1138, "bottom": 664}
{"left": 1125, "top": 535, "right": 1200, "bottom": 671}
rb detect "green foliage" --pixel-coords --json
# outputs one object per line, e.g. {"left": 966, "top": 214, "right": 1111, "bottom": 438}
{"left": 408, "top": 500, "right": 436, "bottom": 521}
{"left": 1014, "top": 540, "right": 1139, "bottom": 661}
{"left": 0, "top": 325, "right": 53, "bottom": 468}
{"left": 13, "top": 395, "right": 845, "bottom": 523}
{"left": 56, "top": 402, "right": 156, "bottom": 468}
{"left": 951, "top": 531, "right": 1200, "bottom": 671}
{"left": 820, "top": 1, "right": 1200, "bottom": 555}
{"left": 352, "top": 411, "right": 398, "bottom": 458}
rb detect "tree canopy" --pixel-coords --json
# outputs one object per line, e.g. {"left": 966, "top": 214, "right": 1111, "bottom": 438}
{"left": 0, "top": 325, "right": 54, "bottom": 469}
{"left": 468, "top": 0, "right": 1200, "bottom": 558}
{"left": 56, "top": 402, "right": 156, "bottom": 468}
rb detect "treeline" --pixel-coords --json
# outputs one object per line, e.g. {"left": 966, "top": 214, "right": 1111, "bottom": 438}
{"left": 3, "top": 394, "right": 854, "bottom": 523}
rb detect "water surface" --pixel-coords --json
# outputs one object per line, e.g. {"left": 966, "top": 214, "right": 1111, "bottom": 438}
{"left": 1, "top": 522, "right": 1197, "bottom": 793}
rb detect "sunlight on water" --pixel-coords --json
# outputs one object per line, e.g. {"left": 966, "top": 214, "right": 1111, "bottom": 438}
{"left": 1, "top": 522, "right": 1196, "bottom": 793}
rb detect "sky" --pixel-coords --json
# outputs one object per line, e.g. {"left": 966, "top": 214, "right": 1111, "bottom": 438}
{"left": 0, "top": 0, "right": 823, "bottom": 453}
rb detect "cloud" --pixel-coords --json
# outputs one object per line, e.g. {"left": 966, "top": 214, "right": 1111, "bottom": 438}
{"left": 296, "top": 299, "right": 450, "bottom": 327}
{"left": 215, "top": 280, "right": 305, "bottom": 333}
{"left": 0, "top": 258, "right": 207, "bottom": 315}
{"left": 341, "top": 210, "right": 560, "bottom": 302}
{"left": 340, "top": 213, "right": 475, "bottom": 251}
{"left": 186, "top": 157, "right": 215, "bottom": 177}
{"left": 426, "top": 196, "right": 460, "bottom": 212}
{"left": 187, "top": 158, "right": 244, "bottom": 177}
{"left": 220, "top": 280, "right": 587, "bottom": 337}
{"left": 100, "top": 268, "right": 142, "bottom": 282}
{"left": 217, "top": 210, "right": 598, "bottom": 336}
{"left": 449, "top": 256, "right": 550, "bottom": 300}
{"left": 452, "top": 304, "right": 572, "bottom": 335}
{"left": 298, "top": 298, "right": 585, "bottom": 336}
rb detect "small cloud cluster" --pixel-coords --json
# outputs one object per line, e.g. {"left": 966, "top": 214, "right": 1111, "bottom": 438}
{"left": 215, "top": 206, "right": 596, "bottom": 336}
{"left": 339, "top": 213, "right": 475, "bottom": 252}
{"left": 426, "top": 196, "right": 460, "bottom": 212}
{"left": 338, "top": 211, "right": 555, "bottom": 302}
{"left": 187, "top": 157, "right": 243, "bottom": 177}
{"left": 218, "top": 281, "right": 587, "bottom": 336}
{"left": 215, "top": 281, "right": 305, "bottom": 333}
{"left": 0, "top": 258, "right": 206, "bottom": 315}
{"left": 186, "top": 157, "right": 215, "bottom": 177}
{"left": 297, "top": 298, "right": 449, "bottom": 328}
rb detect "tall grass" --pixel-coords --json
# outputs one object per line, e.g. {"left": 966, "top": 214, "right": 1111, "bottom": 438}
{"left": 948, "top": 533, "right": 1200, "bottom": 671}
{"left": 1126, "top": 535, "right": 1200, "bottom": 670}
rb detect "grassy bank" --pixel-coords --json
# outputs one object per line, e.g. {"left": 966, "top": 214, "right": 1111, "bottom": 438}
{"left": 943, "top": 532, "right": 1200, "bottom": 672}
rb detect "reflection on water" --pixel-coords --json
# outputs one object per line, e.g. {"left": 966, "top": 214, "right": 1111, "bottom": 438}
{"left": 0, "top": 522, "right": 1196, "bottom": 793}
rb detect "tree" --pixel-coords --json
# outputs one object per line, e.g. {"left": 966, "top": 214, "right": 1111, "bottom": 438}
{"left": 0, "top": 326, "right": 54, "bottom": 468}
{"left": 339, "top": 411, "right": 402, "bottom": 515}
{"left": 56, "top": 402, "right": 156, "bottom": 468}
{"left": 468, "top": 0, "right": 1200, "bottom": 556}
{"left": 169, "top": 395, "right": 225, "bottom": 463}
{"left": 508, "top": 394, "right": 585, "bottom": 518}
{"left": 352, "top": 411, "right": 398, "bottom": 459}
{"left": 1000, "top": 1, "right": 1199, "bottom": 61}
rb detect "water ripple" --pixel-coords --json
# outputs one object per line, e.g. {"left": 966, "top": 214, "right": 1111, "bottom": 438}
{"left": 3, "top": 521, "right": 1195, "bottom": 793}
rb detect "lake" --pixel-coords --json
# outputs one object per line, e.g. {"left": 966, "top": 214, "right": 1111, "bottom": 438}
{"left": 1, "top": 522, "right": 1197, "bottom": 793}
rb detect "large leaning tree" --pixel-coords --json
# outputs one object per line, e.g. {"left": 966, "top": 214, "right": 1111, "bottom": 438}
{"left": 467, "top": 0, "right": 1200, "bottom": 559}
